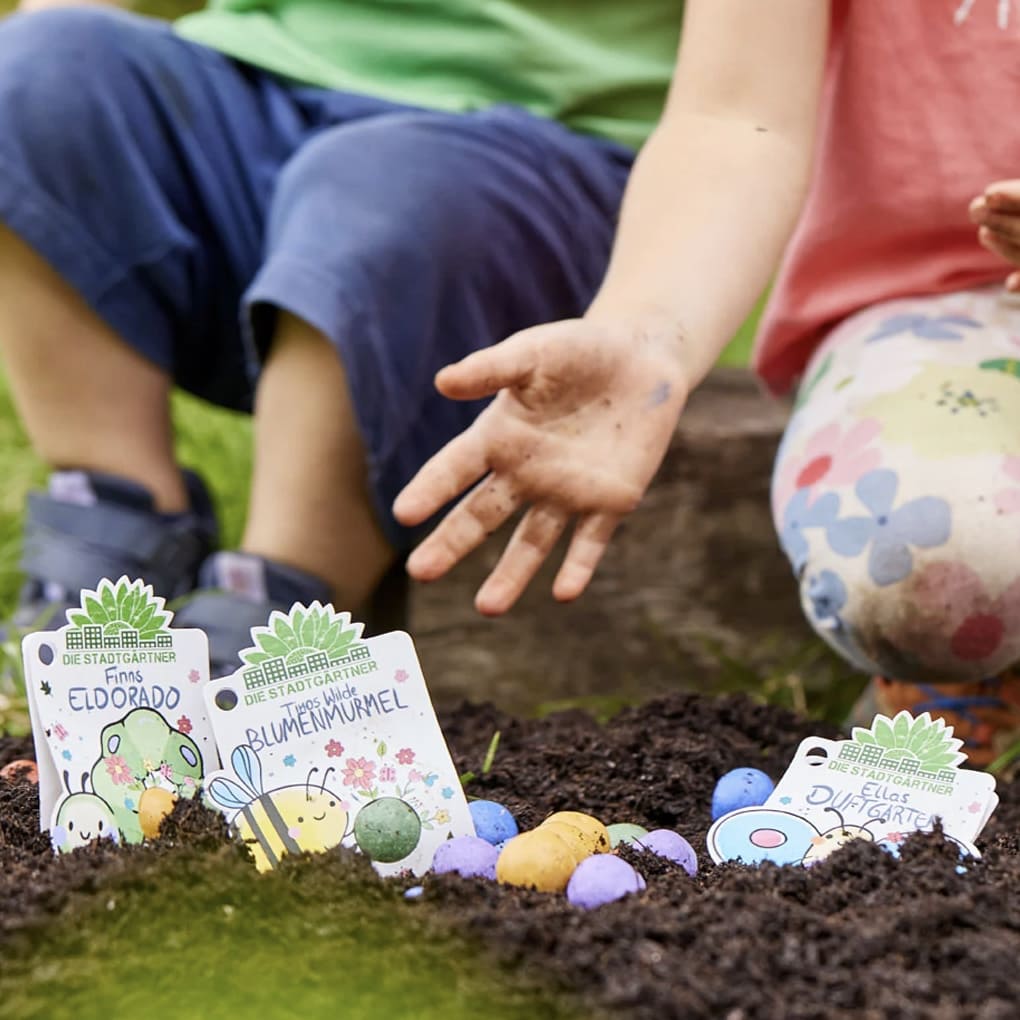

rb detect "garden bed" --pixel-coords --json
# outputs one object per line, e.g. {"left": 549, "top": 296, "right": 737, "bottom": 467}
{"left": 2, "top": 692, "right": 1018, "bottom": 1019}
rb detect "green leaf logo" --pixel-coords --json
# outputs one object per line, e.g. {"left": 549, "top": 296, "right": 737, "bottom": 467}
{"left": 850, "top": 710, "right": 965, "bottom": 771}
{"left": 239, "top": 602, "right": 364, "bottom": 668}
{"left": 64, "top": 576, "right": 173, "bottom": 640}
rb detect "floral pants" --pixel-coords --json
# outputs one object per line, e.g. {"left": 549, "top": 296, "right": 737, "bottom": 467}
{"left": 772, "top": 286, "right": 1020, "bottom": 682}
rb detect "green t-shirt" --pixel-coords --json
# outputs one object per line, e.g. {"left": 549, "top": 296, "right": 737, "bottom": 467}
{"left": 176, "top": 1, "right": 683, "bottom": 150}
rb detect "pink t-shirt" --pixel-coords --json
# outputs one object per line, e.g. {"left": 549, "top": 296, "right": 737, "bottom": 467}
{"left": 754, "top": 0, "right": 1020, "bottom": 394}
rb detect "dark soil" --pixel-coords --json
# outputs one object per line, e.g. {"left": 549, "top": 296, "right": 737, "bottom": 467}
{"left": 3, "top": 693, "right": 1019, "bottom": 1019}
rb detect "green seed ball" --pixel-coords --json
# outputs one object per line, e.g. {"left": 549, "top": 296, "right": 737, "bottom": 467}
{"left": 606, "top": 822, "right": 649, "bottom": 850}
{"left": 354, "top": 797, "right": 422, "bottom": 863}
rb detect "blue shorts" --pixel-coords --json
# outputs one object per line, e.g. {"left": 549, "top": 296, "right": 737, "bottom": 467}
{"left": 0, "top": 9, "right": 632, "bottom": 548}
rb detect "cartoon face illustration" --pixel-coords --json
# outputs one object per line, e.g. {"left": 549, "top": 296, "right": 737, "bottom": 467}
{"left": 90, "top": 708, "right": 204, "bottom": 844}
{"left": 207, "top": 745, "right": 350, "bottom": 872}
{"left": 51, "top": 771, "right": 119, "bottom": 854}
{"left": 707, "top": 806, "right": 885, "bottom": 868}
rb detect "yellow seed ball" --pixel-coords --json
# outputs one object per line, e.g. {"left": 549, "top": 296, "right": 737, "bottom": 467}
{"left": 139, "top": 787, "right": 177, "bottom": 839}
{"left": 537, "top": 821, "right": 594, "bottom": 865}
{"left": 540, "top": 811, "right": 611, "bottom": 855}
{"left": 496, "top": 830, "right": 578, "bottom": 892}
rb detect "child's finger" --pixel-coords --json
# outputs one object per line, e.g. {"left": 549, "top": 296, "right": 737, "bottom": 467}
{"left": 393, "top": 427, "right": 487, "bottom": 526}
{"left": 404, "top": 473, "right": 521, "bottom": 582}
{"left": 976, "top": 211, "right": 1020, "bottom": 246}
{"left": 985, "top": 180, "right": 1020, "bottom": 213}
{"left": 552, "top": 512, "right": 620, "bottom": 603}
{"left": 979, "top": 225, "right": 1020, "bottom": 266}
{"left": 473, "top": 503, "right": 569, "bottom": 616}
{"left": 434, "top": 331, "right": 538, "bottom": 401}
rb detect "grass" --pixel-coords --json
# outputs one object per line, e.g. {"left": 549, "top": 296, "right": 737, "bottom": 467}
{"left": 0, "top": 844, "right": 578, "bottom": 1020}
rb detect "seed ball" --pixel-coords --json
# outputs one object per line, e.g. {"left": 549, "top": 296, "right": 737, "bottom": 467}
{"left": 566, "top": 854, "right": 646, "bottom": 910}
{"left": 432, "top": 836, "right": 499, "bottom": 880}
{"left": 0, "top": 759, "right": 38, "bottom": 784}
{"left": 496, "top": 829, "right": 578, "bottom": 892}
{"left": 354, "top": 797, "right": 422, "bottom": 863}
{"left": 537, "top": 820, "right": 595, "bottom": 864}
{"left": 468, "top": 800, "right": 519, "bottom": 846}
{"left": 540, "top": 810, "right": 610, "bottom": 855}
{"left": 711, "top": 768, "right": 775, "bottom": 820}
{"left": 606, "top": 822, "right": 649, "bottom": 850}
{"left": 139, "top": 787, "right": 177, "bottom": 839}
{"left": 637, "top": 829, "right": 698, "bottom": 876}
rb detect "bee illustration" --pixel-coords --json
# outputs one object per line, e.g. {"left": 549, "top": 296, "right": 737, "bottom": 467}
{"left": 51, "top": 770, "right": 119, "bottom": 854}
{"left": 207, "top": 744, "right": 350, "bottom": 872}
{"left": 707, "top": 806, "right": 888, "bottom": 868}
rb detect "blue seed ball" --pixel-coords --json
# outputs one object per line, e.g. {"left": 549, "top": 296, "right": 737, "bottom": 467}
{"left": 469, "top": 800, "right": 519, "bottom": 846}
{"left": 432, "top": 836, "right": 500, "bottom": 880}
{"left": 637, "top": 829, "right": 698, "bottom": 876}
{"left": 711, "top": 768, "right": 775, "bottom": 821}
{"left": 566, "top": 854, "right": 646, "bottom": 910}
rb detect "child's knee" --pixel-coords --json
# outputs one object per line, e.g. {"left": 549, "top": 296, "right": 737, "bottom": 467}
{"left": 0, "top": 9, "right": 141, "bottom": 163}
{"left": 800, "top": 538, "right": 1020, "bottom": 682}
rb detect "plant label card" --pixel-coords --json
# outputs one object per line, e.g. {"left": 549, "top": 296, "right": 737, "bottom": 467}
{"left": 707, "top": 711, "right": 997, "bottom": 868}
{"left": 202, "top": 602, "right": 474, "bottom": 877}
{"left": 23, "top": 576, "right": 216, "bottom": 854}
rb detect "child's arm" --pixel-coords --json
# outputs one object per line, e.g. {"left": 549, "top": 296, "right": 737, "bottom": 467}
{"left": 969, "top": 181, "right": 1020, "bottom": 290}
{"left": 394, "top": 0, "right": 831, "bottom": 615}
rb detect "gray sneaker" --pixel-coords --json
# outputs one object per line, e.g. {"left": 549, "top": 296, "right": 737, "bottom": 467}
{"left": 6, "top": 468, "right": 218, "bottom": 635}
{"left": 174, "top": 552, "right": 409, "bottom": 678}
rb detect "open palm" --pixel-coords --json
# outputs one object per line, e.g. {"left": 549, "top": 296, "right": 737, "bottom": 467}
{"left": 393, "top": 318, "right": 686, "bottom": 614}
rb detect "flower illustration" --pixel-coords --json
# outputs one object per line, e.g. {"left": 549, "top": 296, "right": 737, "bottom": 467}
{"left": 408, "top": 769, "right": 422, "bottom": 783}
{"left": 864, "top": 364, "right": 1020, "bottom": 459}
{"left": 143, "top": 758, "right": 156, "bottom": 773}
{"left": 396, "top": 748, "right": 415, "bottom": 765}
{"left": 994, "top": 456, "right": 1020, "bottom": 514}
{"left": 441, "top": 786, "right": 454, "bottom": 800}
{"left": 61, "top": 749, "right": 72, "bottom": 761}
{"left": 424, "top": 773, "right": 438, "bottom": 787}
{"left": 342, "top": 757, "right": 376, "bottom": 788}
{"left": 779, "top": 489, "right": 841, "bottom": 574}
{"left": 176, "top": 715, "right": 192, "bottom": 735}
{"left": 283, "top": 754, "right": 297, "bottom": 768}
{"left": 772, "top": 420, "right": 882, "bottom": 520}
{"left": 159, "top": 762, "right": 174, "bottom": 781}
{"left": 909, "top": 561, "right": 1020, "bottom": 666}
{"left": 325, "top": 739, "right": 344, "bottom": 758}
{"left": 379, "top": 765, "right": 396, "bottom": 783}
{"left": 826, "top": 470, "right": 951, "bottom": 586}
{"left": 394, "top": 669, "right": 408, "bottom": 684}
{"left": 188, "top": 669, "right": 201, "bottom": 684}
{"left": 805, "top": 569, "right": 847, "bottom": 628}
{"left": 436, "top": 809, "right": 451, "bottom": 825}
{"left": 104, "top": 754, "right": 132, "bottom": 785}
{"left": 866, "top": 313, "right": 982, "bottom": 344}
{"left": 183, "top": 776, "right": 196, "bottom": 788}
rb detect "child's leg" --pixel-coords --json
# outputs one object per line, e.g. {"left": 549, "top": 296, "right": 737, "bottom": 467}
{"left": 772, "top": 288, "right": 1020, "bottom": 761}
{"left": 0, "top": 9, "right": 309, "bottom": 615}
{"left": 0, "top": 227, "right": 184, "bottom": 511}
{"left": 234, "top": 107, "right": 631, "bottom": 599}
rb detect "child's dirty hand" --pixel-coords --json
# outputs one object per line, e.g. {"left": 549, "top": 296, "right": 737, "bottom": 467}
{"left": 393, "top": 318, "right": 687, "bottom": 615}
{"left": 970, "top": 180, "right": 1020, "bottom": 290}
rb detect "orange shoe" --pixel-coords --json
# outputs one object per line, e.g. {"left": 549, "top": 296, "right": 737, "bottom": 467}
{"left": 849, "top": 670, "right": 1020, "bottom": 769}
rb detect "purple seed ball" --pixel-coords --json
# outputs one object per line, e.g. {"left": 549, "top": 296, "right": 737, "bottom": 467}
{"left": 469, "top": 800, "right": 520, "bottom": 846}
{"left": 431, "top": 836, "right": 500, "bottom": 880}
{"left": 566, "top": 854, "right": 646, "bottom": 910}
{"left": 637, "top": 829, "right": 698, "bottom": 876}
{"left": 711, "top": 768, "right": 775, "bottom": 821}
